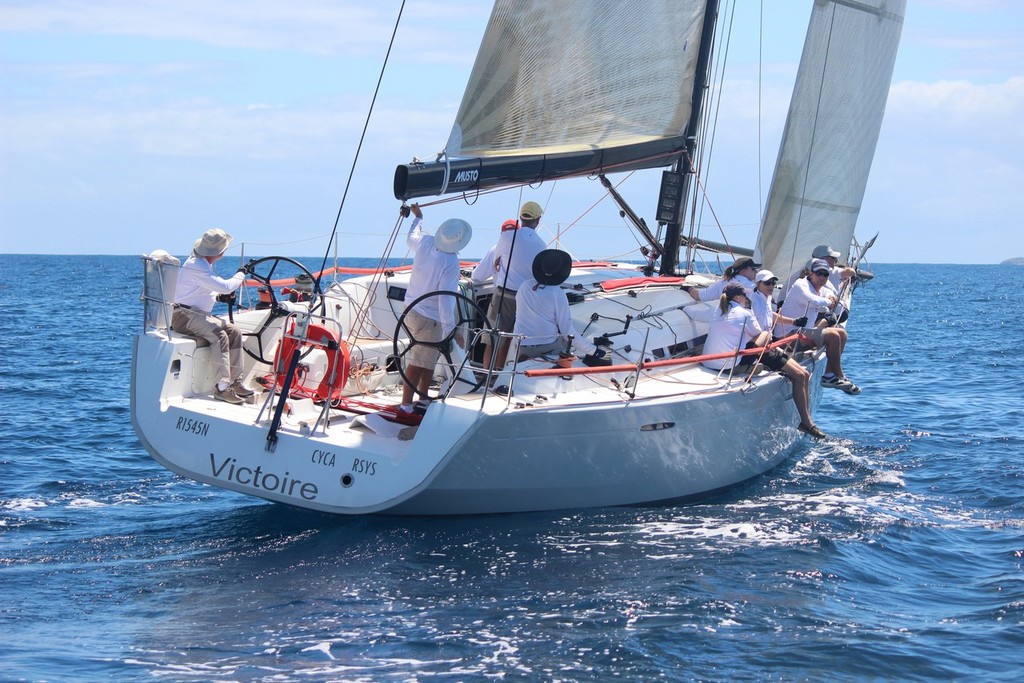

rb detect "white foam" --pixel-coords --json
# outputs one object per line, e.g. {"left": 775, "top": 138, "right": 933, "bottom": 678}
{"left": 301, "top": 641, "right": 335, "bottom": 660}
{"left": 2, "top": 498, "right": 46, "bottom": 511}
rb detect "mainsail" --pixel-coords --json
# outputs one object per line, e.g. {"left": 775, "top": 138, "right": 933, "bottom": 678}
{"left": 394, "top": 0, "right": 710, "bottom": 201}
{"left": 756, "top": 0, "right": 905, "bottom": 278}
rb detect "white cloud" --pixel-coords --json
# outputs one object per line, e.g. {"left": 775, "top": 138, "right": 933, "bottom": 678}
{"left": 888, "top": 77, "right": 1024, "bottom": 139}
{"left": 0, "top": 1, "right": 384, "bottom": 55}
{"left": 0, "top": 1, "right": 489, "bottom": 57}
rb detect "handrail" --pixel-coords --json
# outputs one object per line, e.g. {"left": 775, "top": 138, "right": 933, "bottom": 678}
{"left": 523, "top": 334, "right": 804, "bottom": 378}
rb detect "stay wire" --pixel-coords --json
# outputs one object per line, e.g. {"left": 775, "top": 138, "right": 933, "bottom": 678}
{"left": 786, "top": 4, "right": 836, "bottom": 276}
{"left": 315, "top": 0, "right": 408, "bottom": 291}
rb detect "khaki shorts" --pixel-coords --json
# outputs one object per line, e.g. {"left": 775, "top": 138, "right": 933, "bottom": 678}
{"left": 796, "top": 326, "right": 826, "bottom": 348}
{"left": 484, "top": 287, "right": 517, "bottom": 343}
{"left": 404, "top": 309, "right": 443, "bottom": 369}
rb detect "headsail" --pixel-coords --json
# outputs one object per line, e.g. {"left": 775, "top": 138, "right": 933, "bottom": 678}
{"left": 756, "top": 0, "right": 905, "bottom": 279}
{"left": 394, "top": 0, "right": 709, "bottom": 200}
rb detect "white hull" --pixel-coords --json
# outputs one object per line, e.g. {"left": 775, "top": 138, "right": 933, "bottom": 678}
{"left": 131, "top": 262, "right": 827, "bottom": 515}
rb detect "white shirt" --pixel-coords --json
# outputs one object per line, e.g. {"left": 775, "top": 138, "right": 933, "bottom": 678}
{"left": 751, "top": 289, "right": 776, "bottom": 332}
{"left": 698, "top": 274, "right": 755, "bottom": 302}
{"left": 782, "top": 260, "right": 844, "bottom": 303}
{"left": 685, "top": 300, "right": 763, "bottom": 370}
{"left": 470, "top": 245, "right": 497, "bottom": 284}
{"left": 493, "top": 226, "right": 546, "bottom": 292}
{"left": 173, "top": 255, "right": 246, "bottom": 314}
{"left": 513, "top": 279, "right": 596, "bottom": 356}
{"left": 405, "top": 217, "right": 460, "bottom": 333}
{"left": 777, "top": 276, "right": 834, "bottom": 336}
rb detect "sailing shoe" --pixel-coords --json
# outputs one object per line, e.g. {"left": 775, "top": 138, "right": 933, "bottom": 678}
{"left": 231, "top": 381, "right": 255, "bottom": 398}
{"left": 214, "top": 386, "right": 244, "bottom": 404}
{"left": 821, "top": 374, "right": 858, "bottom": 393}
{"left": 798, "top": 423, "right": 827, "bottom": 439}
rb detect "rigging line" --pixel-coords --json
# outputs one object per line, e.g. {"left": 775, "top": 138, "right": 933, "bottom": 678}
{"left": 758, "top": 0, "right": 764, "bottom": 215}
{"left": 347, "top": 210, "right": 407, "bottom": 346}
{"left": 787, "top": 4, "right": 836, "bottom": 274}
{"left": 694, "top": 0, "right": 737, "bottom": 237}
{"left": 692, "top": 173, "right": 737, "bottom": 258}
{"left": 686, "top": 1, "right": 726, "bottom": 255}
{"left": 315, "top": 0, "right": 408, "bottom": 290}
{"left": 683, "top": 9, "right": 731, "bottom": 270}
{"left": 241, "top": 234, "right": 335, "bottom": 248}
{"left": 550, "top": 172, "right": 634, "bottom": 241}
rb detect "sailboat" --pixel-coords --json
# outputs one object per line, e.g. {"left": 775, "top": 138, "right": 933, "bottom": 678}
{"left": 131, "top": 0, "right": 905, "bottom": 515}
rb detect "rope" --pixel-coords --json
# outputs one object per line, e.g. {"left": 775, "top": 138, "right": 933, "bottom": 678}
{"left": 314, "top": 0, "right": 408, "bottom": 293}
{"left": 346, "top": 211, "right": 407, "bottom": 345}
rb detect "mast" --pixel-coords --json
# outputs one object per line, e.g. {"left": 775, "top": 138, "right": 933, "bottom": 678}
{"left": 659, "top": 0, "right": 719, "bottom": 276}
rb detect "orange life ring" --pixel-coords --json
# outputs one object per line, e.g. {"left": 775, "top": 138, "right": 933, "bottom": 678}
{"left": 275, "top": 321, "right": 351, "bottom": 401}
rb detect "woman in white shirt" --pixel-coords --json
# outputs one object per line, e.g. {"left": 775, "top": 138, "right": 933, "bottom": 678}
{"left": 686, "top": 283, "right": 823, "bottom": 438}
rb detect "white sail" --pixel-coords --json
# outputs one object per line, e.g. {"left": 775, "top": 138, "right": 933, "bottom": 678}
{"left": 447, "top": 0, "right": 707, "bottom": 158}
{"left": 756, "top": 0, "right": 905, "bottom": 278}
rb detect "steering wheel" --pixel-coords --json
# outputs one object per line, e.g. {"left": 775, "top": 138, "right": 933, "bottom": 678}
{"left": 393, "top": 290, "right": 492, "bottom": 401}
{"left": 241, "top": 256, "right": 327, "bottom": 364}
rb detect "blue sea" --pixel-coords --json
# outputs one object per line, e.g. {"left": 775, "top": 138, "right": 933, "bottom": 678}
{"left": 1, "top": 255, "right": 1022, "bottom": 682}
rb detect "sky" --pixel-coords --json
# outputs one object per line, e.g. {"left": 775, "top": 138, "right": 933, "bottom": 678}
{"left": 1, "top": 0, "right": 1022, "bottom": 264}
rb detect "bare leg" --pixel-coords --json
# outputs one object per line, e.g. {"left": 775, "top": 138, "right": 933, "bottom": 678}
{"left": 493, "top": 339, "right": 510, "bottom": 372}
{"left": 781, "top": 359, "right": 813, "bottom": 428}
{"left": 402, "top": 365, "right": 429, "bottom": 405}
{"left": 822, "top": 328, "right": 845, "bottom": 377}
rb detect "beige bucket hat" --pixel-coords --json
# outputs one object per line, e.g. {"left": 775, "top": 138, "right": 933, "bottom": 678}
{"left": 192, "top": 228, "right": 232, "bottom": 257}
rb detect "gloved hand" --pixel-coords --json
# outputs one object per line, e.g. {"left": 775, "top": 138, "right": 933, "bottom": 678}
{"left": 399, "top": 204, "right": 411, "bottom": 218}
{"left": 238, "top": 259, "right": 257, "bottom": 275}
{"left": 216, "top": 292, "right": 236, "bottom": 304}
{"left": 792, "top": 316, "right": 808, "bottom": 327}
{"left": 593, "top": 335, "right": 612, "bottom": 348}
{"left": 460, "top": 268, "right": 474, "bottom": 279}
{"left": 822, "top": 313, "right": 838, "bottom": 327}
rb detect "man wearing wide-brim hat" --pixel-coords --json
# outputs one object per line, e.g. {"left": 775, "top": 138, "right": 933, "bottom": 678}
{"left": 512, "top": 249, "right": 604, "bottom": 364}
{"left": 397, "top": 203, "right": 473, "bottom": 414}
{"left": 171, "top": 228, "right": 254, "bottom": 404}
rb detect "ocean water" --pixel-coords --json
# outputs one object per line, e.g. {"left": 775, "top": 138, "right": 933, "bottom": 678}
{"left": 1, "top": 255, "right": 1022, "bottom": 682}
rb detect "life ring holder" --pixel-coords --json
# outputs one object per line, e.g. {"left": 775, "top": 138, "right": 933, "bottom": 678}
{"left": 273, "top": 317, "right": 351, "bottom": 402}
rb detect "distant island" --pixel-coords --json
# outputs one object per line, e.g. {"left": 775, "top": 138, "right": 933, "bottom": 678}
{"left": 1002, "top": 257, "right": 1024, "bottom": 265}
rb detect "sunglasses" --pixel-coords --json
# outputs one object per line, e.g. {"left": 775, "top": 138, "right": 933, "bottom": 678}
{"left": 813, "top": 270, "right": 830, "bottom": 277}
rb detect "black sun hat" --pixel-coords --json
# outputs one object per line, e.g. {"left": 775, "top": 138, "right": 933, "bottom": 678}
{"left": 532, "top": 249, "right": 572, "bottom": 286}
